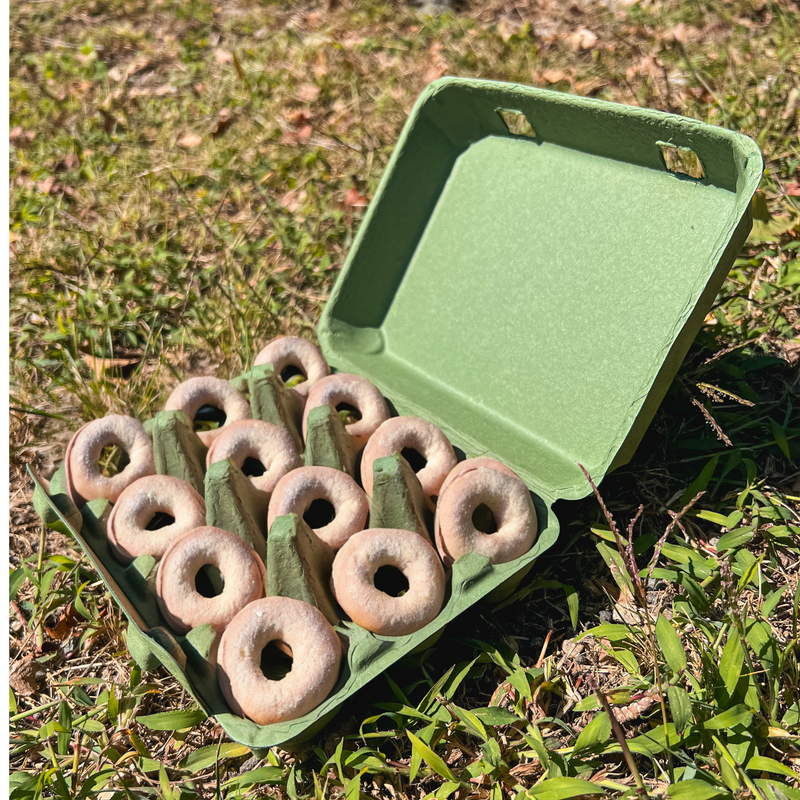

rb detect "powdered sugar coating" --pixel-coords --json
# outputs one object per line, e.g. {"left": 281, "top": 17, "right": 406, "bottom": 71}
{"left": 155, "top": 526, "right": 266, "bottom": 634}
{"left": 331, "top": 528, "right": 446, "bottom": 636}
{"left": 435, "top": 464, "right": 537, "bottom": 566}
{"left": 107, "top": 475, "right": 206, "bottom": 564}
{"left": 253, "top": 336, "right": 330, "bottom": 399}
{"left": 361, "top": 416, "right": 457, "bottom": 511}
{"left": 302, "top": 374, "right": 389, "bottom": 451}
{"left": 206, "top": 420, "right": 302, "bottom": 494}
{"left": 65, "top": 415, "right": 155, "bottom": 506}
{"left": 164, "top": 377, "right": 251, "bottom": 446}
{"left": 217, "top": 597, "right": 342, "bottom": 724}
{"left": 267, "top": 466, "right": 368, "bottom": 549}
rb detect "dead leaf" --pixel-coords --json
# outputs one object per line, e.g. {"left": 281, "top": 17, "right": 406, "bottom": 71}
{"left": 278, "top": 187, "right": 307, "bottom": 212}
{"left": 298, "top": 83, "right": 320, "bottom": 102}
{"left": 541, "top": 69, "right": 568, "bottom": 83}
{"left": 71, "top": 80, "right": 94, "bottom": 98}
{"left": 212, "top": 107, "right": 234, "bottom": 138}
{"left": 786, "top": 183, "right": 800, "bottom": 197}
{"left": 509, "top": 763, "right": 541, "bottom": 777}
{"left": 45, "top": 80, "right": 67, "bottom": 101}
{"left": 570, "top": 28, "right": 598, "bottom": 50}
{"left": 314, "top": 51, "right": 328, "bottom": 78}
{"left": 783, "top": 87, "right": 799, "bottom": 122}
{"left": 178, "top": 132, "right": 203, "bottom": 148}
{"left": 612, "top": 584, "right": 640, "bottom": 625}
{"left": 10, "top": 659, "right": 44, "bottom": 696}
{"left": 101, "top": 88, "right": 124, "bottom": 111}
{"left": 344, "top": 185, "right": 367, "bottom": 209}
{"left": 424, "top": 63, "right": 445, "bottom": 84}
{"left": 288, "top": 109, "right": 312, "bottom": 127}
{"left": 107, "top": 55, "right": 149, "bottom": 83}
{"left": 497, "top": 17, "right": 522, "bottom": 42}
{"left": 63, "top": 153, "right": 80, "bottom": 170}
{"left": 576, "top": 78, "right": 607, "bottom": 96}
{"left": 10, "top": 127, "right": 36, "bottom": 146}
{"left": 296, "top": 125, "right": 313, "bottom": 144}
{"left": 155, "top": 83, "right": 176, "bottom": 96}
{"left": 424, "top": 41, "right": 447, "bottom": 84}
{"left": 214, "top": 48, "right": 233, "bottom": 64}
{"left": 282, "top": 111, "right": 313, "bottom": 144}
{"left": 82, "top": 353, "right": 140, "bottom": 381}
{"left": 670, "top": 23, "right": 688, "bottom": 43}
{"left": 37, "top": 176, "right": 55, "bottom": 194}
{"left": 45, "top": 604, "right": 83, "bottom": 641}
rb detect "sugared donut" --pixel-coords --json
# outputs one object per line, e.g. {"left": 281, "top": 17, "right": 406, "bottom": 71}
{"left": 107, "top": 475, "right": 206, "bottom": 564}
{"left": 164, "top": 377, "right": 251, "bottom": 446}
{"left": 217, "top": 597, "right": 341, "bottom": 725}
{"left": 437, "top": 457, "right": 518, "bottom": 499}
{"left": 155, "top": 527, "right": 266, "bottom": 634}
{"left": 331, "top": 528, "right": 446, "bottom": 636}
{"left": 267, "top": 466, "right": 368, "bottom": 550}
{"left": 302, "top": 374, "right": 389, "bottom": 451}
{"left": 253, "top": 336, "right": 330, "bottom": 399}
{"left": 206, "top": 420, "right": 302, "bottom": 495}
{"left": 65, "top": 415, "right": 155, "bottom": 506}
{"left": 435, "top": 463, "right": 537, "bottom": 566}
{"left": 361, "top": 417, "right": 457, "bottom": 510}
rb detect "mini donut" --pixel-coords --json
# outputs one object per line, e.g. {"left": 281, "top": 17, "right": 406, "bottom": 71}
{"left": 435, "top": 464, "right": 537, "bottom": 566}
{"left": 217, "top": 597, "right": 341, "bottom": 725}
{"left": 254, "top": 336, "right": 330, "bottom": 399}
{"left": 156, "top": 526, "right": 266, "bottom": 634}
{"left": 331, "top": 528, "right": 446, "bottom": 636}
{"left": 268, "top": 466, "right": 368, "bottom": 550}
{"left": 437, "top": 457, "right": 518, "bottom": 500}
{"left": 361, "top": 417, "right": 457, "bottom": 510}
{"left": 164, "top": 377, "right": 251, "bottom": 446}
{"left": 302, "top": 374, "right": 390, "bottom": 451}
{"left": 106, "top": 475, "right": 206, "bottom": 564}
{"left": 206, "top": 420, "right": 302, "bottom": 495}
{"left": 65, "top": 415, "right": 155, "bottom": 506}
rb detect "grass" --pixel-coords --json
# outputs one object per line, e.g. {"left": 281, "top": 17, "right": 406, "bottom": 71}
{"left": 8, "top": 0, "right": 800, "bottom": 797}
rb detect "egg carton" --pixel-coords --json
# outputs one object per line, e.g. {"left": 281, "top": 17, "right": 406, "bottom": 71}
{"left": 30, "top": 365, "right": 556, "bottom": 748}
{"left": 31, "top": 76, "right": 761, "bottom": 748}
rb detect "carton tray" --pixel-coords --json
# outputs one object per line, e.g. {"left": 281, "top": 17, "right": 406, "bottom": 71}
{"left": 31, "top": 78, "right": 761, "bottom": 749}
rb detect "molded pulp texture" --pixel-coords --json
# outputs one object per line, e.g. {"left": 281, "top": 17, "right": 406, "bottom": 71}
{"left": 31, "top": 78, "right": 760, "bottom": 748}
{"left": 318, "top": 78, "right": 762, "bottom": 500}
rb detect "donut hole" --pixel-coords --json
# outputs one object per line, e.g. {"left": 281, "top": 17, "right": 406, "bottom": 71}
{"left": 98, "top": 444, "right": 130, "bottom": 478}
{"left": 400, "top": 448, "right": 427, "bottom": 473}
{"left": 336, "top": 402, "right": 362, "bottom": 425}
{"left": 280, "top": 364, "right": 307, "bottom": 389}
{"left": 241, "top": 457, "right": 266, "bottom": 478}
{"left": 260, "top": 640, "right": 294, "bottom": 681}
{"left": 304, "top": 499, "right": 336, "bottom": 529}
{"left": 195, "top": 564, "right": 225, "bottom": 598}
{"left": 472, "top": 503, "right": 499, "bottom": 534}
{"left": 145, "top": 511, "right": 176, "bottom": 531}
{"left": 194, "top": 404, "right": 226, "bottom": 433}
{"left": 373, "top": 565, "right": 409, "bottom": 598}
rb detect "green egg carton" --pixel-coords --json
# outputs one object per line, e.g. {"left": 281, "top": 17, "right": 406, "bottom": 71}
{"left": 30, "top": 77, "right": 761, "bottom": 750}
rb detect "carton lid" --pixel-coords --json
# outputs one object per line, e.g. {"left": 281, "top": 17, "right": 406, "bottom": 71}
{"left": 318, "top": 78, "right": 762, "bottom": 501}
